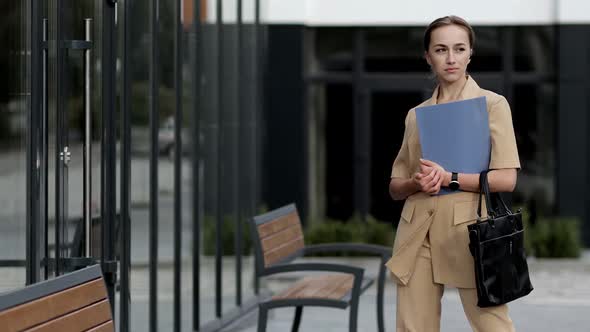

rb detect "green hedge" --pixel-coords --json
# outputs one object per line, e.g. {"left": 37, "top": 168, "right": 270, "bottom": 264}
{"left": 519, "top": 207, "right": 582, "bottom": 258}
{"left": 304, "top": 214, "right": 394, "bottom": 256}
{"left": 202, "top": 213, "right": 394, "bottom": 257}
{"left": 201, "top": 207, "right": 581, "bottom": 258}
{"left": 202, "top": 216, "right": 253, "bottom": 256}
{"left": 529, "top": 217, "right": 582, "bottom": 258}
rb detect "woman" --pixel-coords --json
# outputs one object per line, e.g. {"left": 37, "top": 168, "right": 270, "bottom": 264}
{"left": 384, "top": 16, "right": 520, "bottom": 331}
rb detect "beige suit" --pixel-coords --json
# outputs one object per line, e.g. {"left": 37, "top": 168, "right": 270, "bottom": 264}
{"left": 385, "top": 77, "right": 520, "bottom": 331}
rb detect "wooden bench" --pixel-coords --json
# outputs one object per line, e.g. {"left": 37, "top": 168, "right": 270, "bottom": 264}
{"left": 0, "top": 265, "right": 114, "bottom": 332}
{"left": 250, "top": 204, "right": 391, "bottom": 332}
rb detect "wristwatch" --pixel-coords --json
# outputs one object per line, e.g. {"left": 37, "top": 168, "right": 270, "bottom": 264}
{"left": 449, "top": 172, "right": 460, "bottom": 191}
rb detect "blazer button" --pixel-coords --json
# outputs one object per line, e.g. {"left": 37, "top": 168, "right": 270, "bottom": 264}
{"left": 428, "top": 209, "right": 434, "bottom": 216}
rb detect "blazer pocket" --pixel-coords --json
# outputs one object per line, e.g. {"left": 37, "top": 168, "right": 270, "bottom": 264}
{"left": 453, "top": 200, "right": 479, "bottom": 225}
{"left": 400, "top": 200, "right": 416, "bottom": 223}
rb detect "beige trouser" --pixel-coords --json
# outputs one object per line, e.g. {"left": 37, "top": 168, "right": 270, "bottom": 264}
{"left": 396, "top": 242, "right": 515, "bottom": 332}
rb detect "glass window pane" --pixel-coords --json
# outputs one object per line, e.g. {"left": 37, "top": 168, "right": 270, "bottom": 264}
{"left": 512, "top": 83, "right": 556, "bottom": 216}
{"left": 0, "top": 0, "right": 29, "bottom": 290}
{"left": 314, "top": 27, "right": 354, "bottom": 72}
{"left": 514, "top": 26, "right": 555, "bottom": 73}
{"left": 468, "top": 27, "right": 502, "bottom": 72}
{"left": 364, "top": 27, "right": 426, "bottom": 73}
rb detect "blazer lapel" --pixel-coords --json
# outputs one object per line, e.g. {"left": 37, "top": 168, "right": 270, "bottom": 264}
{"left": 428, "top": 75, "right": 481, "bottom": 105}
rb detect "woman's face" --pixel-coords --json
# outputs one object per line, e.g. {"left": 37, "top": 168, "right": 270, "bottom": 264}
{"left": 425, "top": 24, "right": 471, "bottom": 85}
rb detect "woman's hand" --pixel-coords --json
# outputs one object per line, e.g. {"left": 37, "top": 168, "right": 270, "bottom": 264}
{"left": 414, "top": 159, "right": 446, "bottom": 195}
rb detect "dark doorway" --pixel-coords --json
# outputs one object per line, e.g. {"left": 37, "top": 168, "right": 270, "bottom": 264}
{"left": 325, "top": 84, "right": 354, "bottom": 220}
{"left": 324, "top": 85, "right": 424, "bottom": 224}
{"left": 370, "top": 91, "right": 423, "bottom": 224}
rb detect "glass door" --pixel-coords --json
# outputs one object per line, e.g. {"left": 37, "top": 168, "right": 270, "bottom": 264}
{"left": 43, "top": 0, "right": 103, "bottom": 277}
{"left": 0, "top": 0, "right": 30, "bottom": 289}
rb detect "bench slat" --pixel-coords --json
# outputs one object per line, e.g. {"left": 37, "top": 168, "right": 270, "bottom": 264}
{"left": 272, "top": 274, "right": 354, "bottom": 301}
{"left": 86, "top": 320, "right": 114, "bottom": 332}
{"left": 0, "top": 279, "right": 107, "bottom": 332}
{"left": 24, "top": 299, "right": 111, "bottom": 332}
{"left": 258, "top": 211, "right": 305, "bottom": 267}
{"left": 0, "top": 266, "right": 103, "bottom": 312}
{"left": 263, "top": 238, "right": 305, "bottom": 267}
{"left": 257, "top": 212, "right": 300, "bottom": 238}
{"left": 260, "top": 224, "right": 302, "bottom": 252}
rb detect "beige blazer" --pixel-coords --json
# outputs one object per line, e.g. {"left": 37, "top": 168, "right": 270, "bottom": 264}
{"left": 385, "top": 76, "right": 521, "bottom": 288}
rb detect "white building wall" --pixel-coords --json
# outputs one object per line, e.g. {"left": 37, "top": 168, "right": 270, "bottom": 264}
{"left": 254, "top": 0, "right": 590, "bottom": 25}
{"left": 558, "top": 0, "right": 590, "bottom": 24}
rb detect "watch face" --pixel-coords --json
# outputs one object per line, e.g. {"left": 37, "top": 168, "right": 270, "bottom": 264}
{"left": 449, "top": 181, "right": 460, "bottom": 191}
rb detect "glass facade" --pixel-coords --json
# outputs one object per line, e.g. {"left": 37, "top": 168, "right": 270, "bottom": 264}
{"left": 308, "top": 26, "right": 558, "bottom": 225}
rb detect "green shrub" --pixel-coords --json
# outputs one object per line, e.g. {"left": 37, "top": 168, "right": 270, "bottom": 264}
{"left": 131, "top": 82, "right": 176, "bottom": 125}
{"left": 202, "top": 215, "right": 253, "bottom": 256}
{"left": 304, "top": 214, "right": 395, "bottom": 256}
{"left": 201, "top": 211, "right": 396, "bottom": 257}
{"left": 516, "top": 206, "right": 535, "bottom": 257}
{"left": 531, "top": 217, "right": 581, "bottom": 258}
{"left": 492, "top": 206, "right": 581, "bottom": 259}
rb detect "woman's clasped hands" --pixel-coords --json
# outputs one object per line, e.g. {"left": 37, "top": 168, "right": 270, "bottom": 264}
{"left": 413, "top": 159, "right": 446, "bottom": 195}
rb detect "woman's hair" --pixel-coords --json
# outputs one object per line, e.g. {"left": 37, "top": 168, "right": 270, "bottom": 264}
{"left": 423, "top": 15, "right": 475, "bottom": 52}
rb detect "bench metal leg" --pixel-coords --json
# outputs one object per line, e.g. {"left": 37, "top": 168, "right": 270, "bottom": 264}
{"left": 349, "top": 300, "right": 359, "bottom": 332}
{"left": 377, "top": 290, "right": 385, "bottom": 332}
{"left": 377, "top": 265, "right": 386, "bottom": 332}
{"left": 258, "top": 305, "right": 268, "bottom": 332}
{"left": 291, "top": 306, "right": 303, "bottom": 332}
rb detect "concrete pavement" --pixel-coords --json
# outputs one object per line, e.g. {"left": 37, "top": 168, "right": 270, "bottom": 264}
{"left": 0, "top": 150, "right": 589, "bottom": 331}
{"left": 221, "top": 253, "right": 590, "bottom": 332}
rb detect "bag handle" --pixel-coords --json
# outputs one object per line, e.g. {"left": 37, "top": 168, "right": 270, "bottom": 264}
{"left": 477, "top": 171, "right": 492, "bottom": 219}
{"left": 477, "top": 170, "right": 511, "bottom": 220}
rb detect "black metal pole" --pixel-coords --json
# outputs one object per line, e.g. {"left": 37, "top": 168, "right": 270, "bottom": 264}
{"left": 42, "top": 17, "right": 49, "bottom": 280}
{"left": 235, "top": 0, "right": 243, "bottom": 307}
{"left": 55, "top": 0, "right": 64, "bottom": 277}
{"left": 215, "top": 0, "right": 224, "bottom": 319}
{"left": 193, "top": 0, "right": 202, "bottom": 329}
{"left": 27, "top": 0, "right": 42, "bottom": 285}
{"left": 120, "top": 0, "right": 132, "bottom": 330}
{"left": 253, "top": 0, "right": 260, "bottom": 295}
{"left": 352, "top": 29, "right": 369, "bottom": 222}
{"left": 173, "top": 0, "right": 183, "bottom": 330}
{"left": 102, "top": 0, "right": 118, "bottom": 311}
{"left": 502, "top": 28, "right": 514, "bottom": 103}
{"left": 149, "top": 0, "right": 160, "bottom": 330}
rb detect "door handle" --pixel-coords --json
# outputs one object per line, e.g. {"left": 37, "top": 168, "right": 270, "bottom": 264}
{"left": 59, "top": 146, "right": 71, "bottom": 164}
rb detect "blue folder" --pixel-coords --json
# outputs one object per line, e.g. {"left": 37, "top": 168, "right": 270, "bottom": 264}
{"left": 415, "top": 96, "right": 490, "bottom": 194}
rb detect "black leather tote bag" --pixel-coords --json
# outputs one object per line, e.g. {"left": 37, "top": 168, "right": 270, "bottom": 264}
{"left": 467, "top": 170, "right": 533, "bottom": 307}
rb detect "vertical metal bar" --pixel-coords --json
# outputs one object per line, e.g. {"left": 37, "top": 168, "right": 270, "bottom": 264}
{"left": 551, "top": 25, "right": 559, "bottom": 218}
{"left": 215, "top": 0, "right": 223, "bottom": 319}
{"left": 235, "top": 0, "right": 243, "bottom": 307}
{"left": 149, "top": 0, "right": 160, "bottom": 330}
{"left": 120, "top": 0, "right": 132, "bottom": 330}
{"left": 84, "top": 18, "right": 92, "bottom": 257}
{"left": 42, "top": 17, "right": 49, "bottom": 279}
{"left": 173, "top": 0, "right": 183, "bottom": 330}
{"left": 352, "top": 29, "right": 369, "bottom": 222}
{"left": 27, "top": 0, "right": 41, "bottom": 285}
{"left": 55, "top": 0, "right": 64, "bottom": 277}
{"left": 501, "top": 28, "right": 515, "bottom": 210}
{"left": 253, "top": 0, "right": 260, "bottom": 295}
{"left": 102, "top": 0, "right": 117, "bottom": 311}
{"left": 193, "top": 0, "right": 202, "bottom": 329}
{"left": 502, "top": 28, "right": 514, "bottom": 103}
